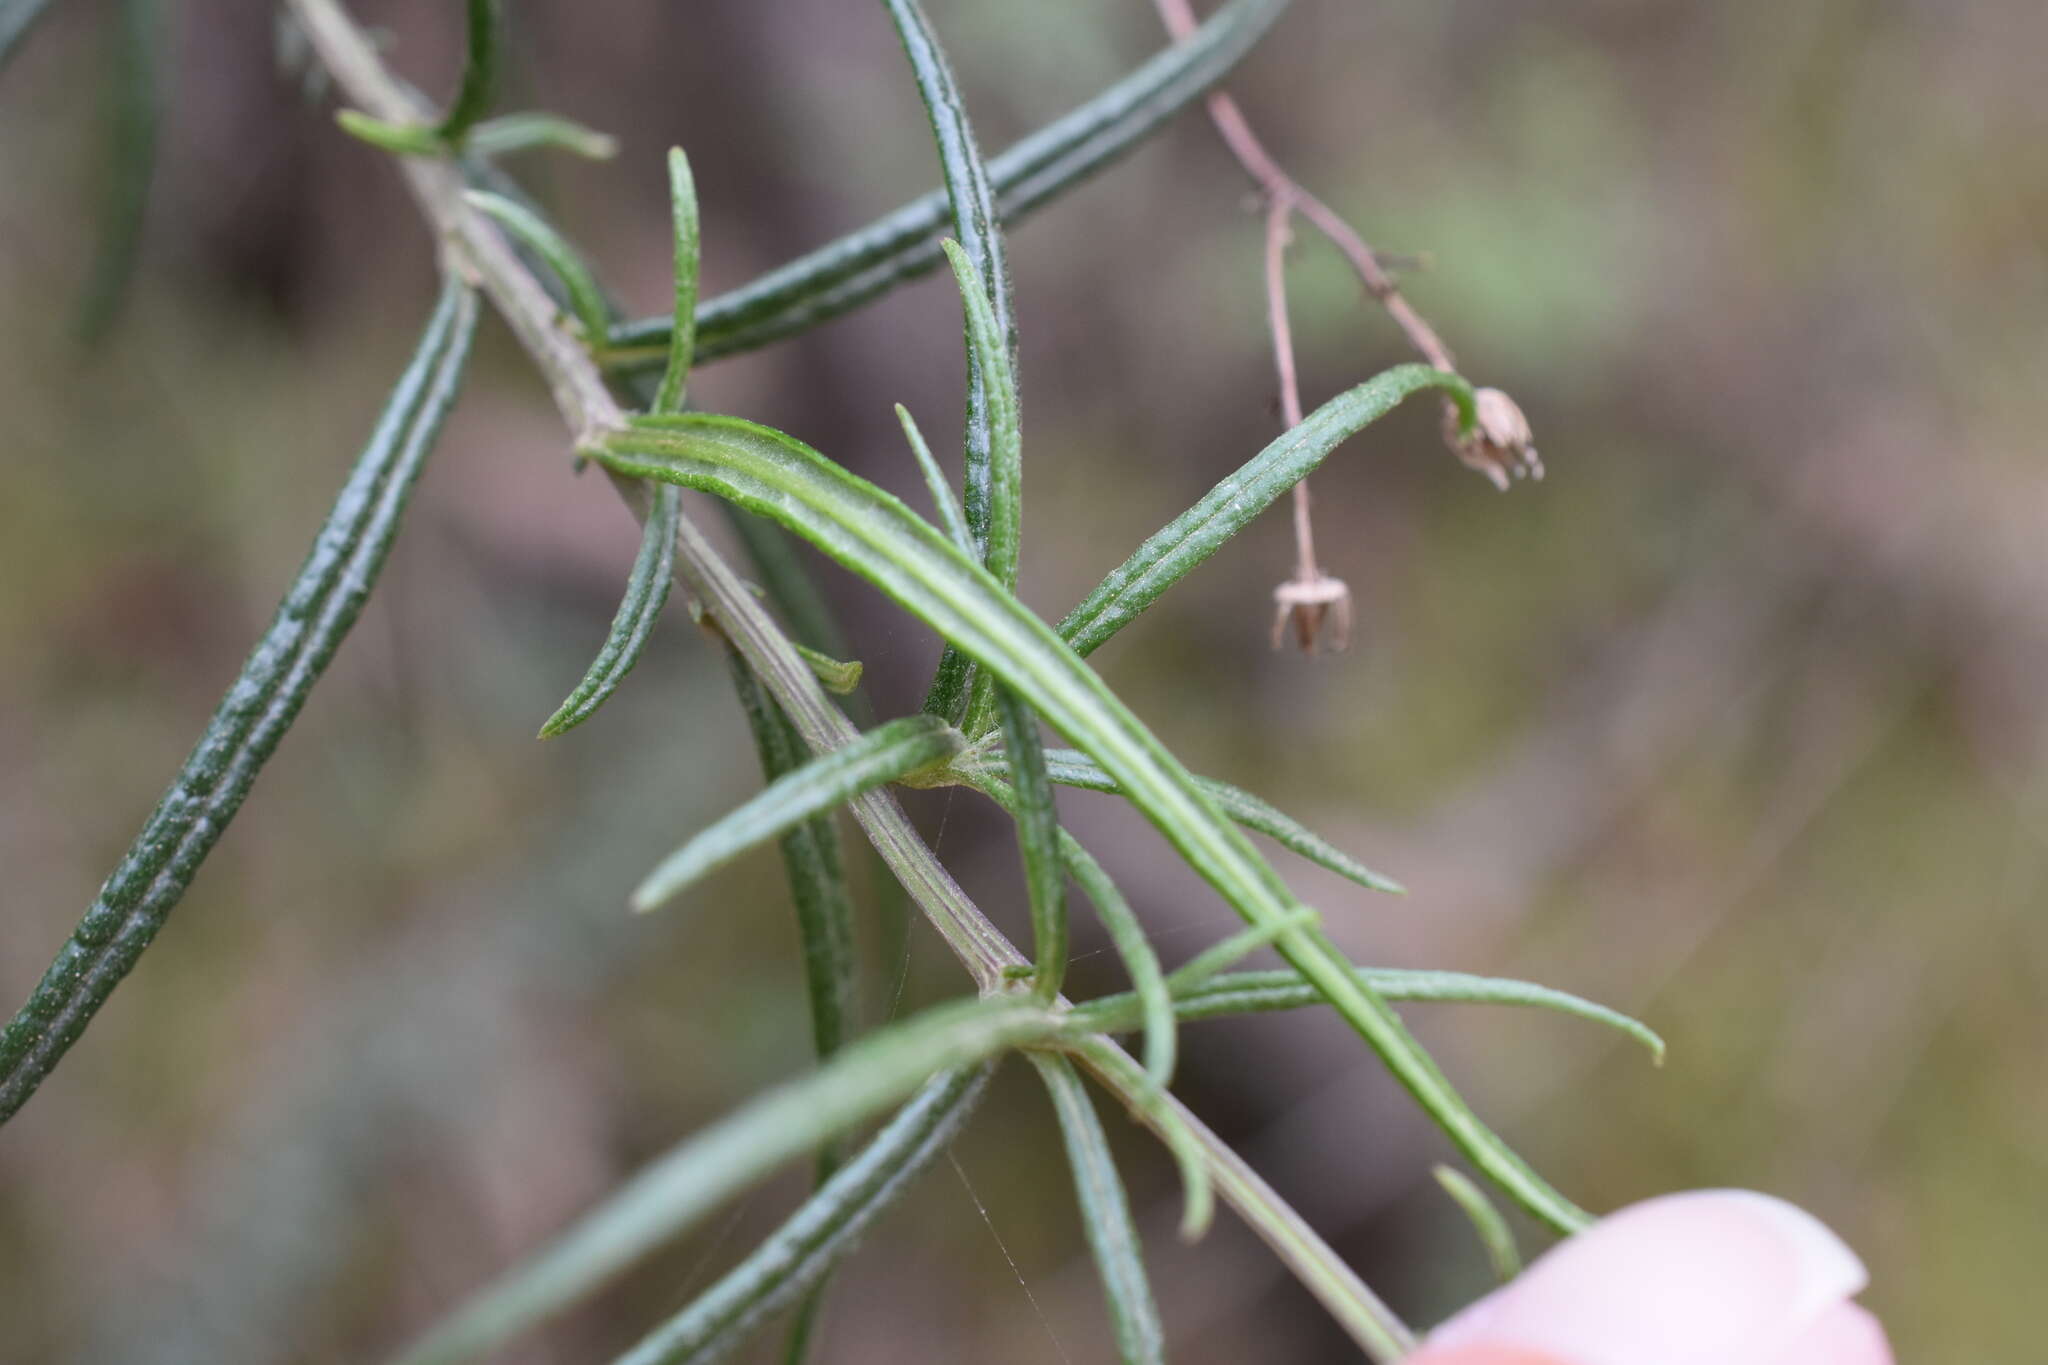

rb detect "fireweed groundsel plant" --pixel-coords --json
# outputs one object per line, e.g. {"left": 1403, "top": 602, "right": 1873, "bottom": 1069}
{"left": 0, "top": 1, "right": 1665, "bottom": 1360}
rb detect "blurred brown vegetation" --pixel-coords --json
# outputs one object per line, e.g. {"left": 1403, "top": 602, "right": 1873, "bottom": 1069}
{"left": 3, "top": 0, "right": 2045, "bottom": 1360}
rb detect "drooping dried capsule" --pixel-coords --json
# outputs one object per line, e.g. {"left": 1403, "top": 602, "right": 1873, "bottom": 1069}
{"left": 1445, "top": 387, "right": 1544, "bottom": 491}
{"left": 1271, "top": 572, "right": 1352, "bottom": 653}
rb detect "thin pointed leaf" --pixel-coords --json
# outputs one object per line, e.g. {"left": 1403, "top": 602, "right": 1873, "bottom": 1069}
{"left": 74, "top": 0, "right": 160, "bottom": 342}
{"left": 1435, "top": 1165, "right": 1523, "bottom": 1282}
{"left": 896, "top": 403, "right": 973, "bottom": 555}
{"left": 991, "top": 687, "right": 1066, "bottom": 1003}
{"left": 392, "top": 999, "right": 1057, "bottom": 1365}
{"left": 0, "top": 279, "right": 477, "bottom": 1125}
{"left": 1059, "top": 365, "right": 1478, "bottom": 657}
{"left": 604, "top": 0, "right": 1293, "bottom": 365}
{"left": 1068, "top": 967, "right": 1666, "bottom": 1064}
{"left": 465, "top": 189, "right": 611, "bottom": 349}
{"left": 1163, "top": 908, "right": 1321, "bottom": 996}
{"left": 884, "top": 0, "right": 1018, "bottom": 723}
{"left": 1066, "top": 1036, "right": 1213, "bottom": 1242}
{"left": 1027, "top": 1053, "right": 1166, "bottom": 1365}
{"left": 611, "top": 1066, "right": 989, "bottom": 1365}
{"left": 794, "top": 642, "right": 863, "bottom": 695}
{"left": 435, "top": 0, "right": 499, "bottom": 143}
{"left": 980, "top": 747, "right": 1404, "bottom": 894}
{"left": 722, "top": 648, "right": 858, "bottom": 1067}
{"left": 537, "top": 482, "right": 679, "bottom": 737}
{"left": 335, "top": 109, "right": 446, "bottom": 156}
{"left": 633, "top": 714, "right": 965, "bottom": 913}
{"left": 1070, "top": 1049, "right": 1415, "bottom": 1362}
{"left": 465, "top": 111, "right": 617, "bottom": 161}
{"left": 651, "top": 147, "right": 700, "bottom": 416}
{"left": 592, "top": 413, "right": 1588, "bottom": 1234}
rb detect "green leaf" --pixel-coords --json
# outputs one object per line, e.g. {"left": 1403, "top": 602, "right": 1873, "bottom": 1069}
{"left": 1162, "top": 908, "right": 1322, "bottom": 996}
{"left": 435, "top": 0, "right": 500, "bottom": 143}
{"left": 464, "top": 111, "right": 617, "bottom": 161}
{"left": 335, "top": 108, "right": 445, "bottom": 157}
{"left": 0, "top": 279, "right": 477, "bottom": 1126}
{"left": 591, "top": 412, "right": 1588, "bottom": 1234}
{"left": 536, "top": 482, "right": 679, "bottom": 737}
{"left": 1065, "top": 1036, "right": 1213, "bottom": 1242}
{"left": 895, "top": 403, "right": 973, "bottom": 555}
{"left": 633, "top": 714, "right": 966, "bottom": 913}
{"left": 1027, "top": 1053, "right": 1166, "bottom": 1365}
{"left": 989, "top": 688, "right": 1067, "bottom": 1003}
{"left": 883, "top": 0, "right": 1019, "bottom": 724}
{"left": 74, "top": 0, "right": 161, "bottom": 343}
{"left": 794, "top": 642, "right": 863, "bottom": 695}
{"left": 980, "top": 747, "right": 1405, "bottom": 894}
{"left": 1435, "top": 1165, "right": 1524, "bottom": 1282}
{"left": 1069, "top": 967, "right": 1666, "bottom": 1064}
{"left": 390, "top": 998, "right": 1057, "bottom": 1365}
{"left": 603, "top": 0, "right": 1294, "bottom": 366}
{"left": 1059, "top": 365, "right": 1477, "bottom": 657}
{"left": 464, "top": 189, "right": 611, "bottom": 350}
{"left": 612, "top": 1066, "right": 990, "bottom": 1365}
{"left": 651, "top": 147, "right": 701, "bottom": 416}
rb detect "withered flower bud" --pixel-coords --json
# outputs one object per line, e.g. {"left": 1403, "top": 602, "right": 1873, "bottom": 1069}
{"left": 1444, "top": 387, "right": 1544, "bottom": 491}
{"left": 1271, "top": 573, "right": 1351, "bottom": 653}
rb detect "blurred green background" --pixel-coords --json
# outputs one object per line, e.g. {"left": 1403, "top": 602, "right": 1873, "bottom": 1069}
{"left": 3, "top": 0, "right": 2043, "bottom": 1359}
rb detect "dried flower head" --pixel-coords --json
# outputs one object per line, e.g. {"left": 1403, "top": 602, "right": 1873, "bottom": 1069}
{"left": 1272, "top": 572, "right": 1352, "bottom": 653}
{"left": 1445, "top": 387, "right": 1544, "bottom": 491}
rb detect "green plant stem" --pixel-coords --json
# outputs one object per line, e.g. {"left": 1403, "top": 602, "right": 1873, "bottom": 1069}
{"left": 0, "top": 278, "right": 477, "bottom": 1124}
{"left": 287, "top": 7, "right": 1438, "bottom": 1351}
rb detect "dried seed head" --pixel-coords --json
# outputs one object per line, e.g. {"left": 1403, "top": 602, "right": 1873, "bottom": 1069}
{"left": 1445, "top": 387, "right": 1544, "bottom": 490}
{"left": 1271, "top": 573, "right": 1352, "bottom": 653}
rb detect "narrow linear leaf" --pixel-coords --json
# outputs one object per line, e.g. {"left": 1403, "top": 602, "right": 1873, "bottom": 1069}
{"left": 880, "top": 0, "right": 1018, "bottom": 726}
{"left": 895, "top": 403, "right": 973, "bottom": 555}
{"left": 722, "top": 639, "right": 861, "bottom": 1365}
{"left": 435, "top": 0, "right": 499, "bottom": 143}
{"left": 633, "top": 714, "right": 965, "bottom": 913}
{"left": 604, "top": 0, "right": 1293, "bottom": 365}
{"left": 594, "top": 412, "right": 1588, "bottom": 1233}
{"left": 794, "top": 642, "right": 863, "bottom": 695}
{"left": 391, "top": 998, "right": 1057, "bottom": 1365}
{"left": 1065, "top": 1036, "right": 1212, "bottom": 1242}
{"left": 651, "top": 146, "right": 700, "bottom": 416}
{"left": 335, "top": 108, "right": 445, "bottom": 156}
{"left": 1069, "top": 967, "right": 1666, "bottom": 1063}
{"left": 466, "top": 111, "right": 618, "bottom": 161}
{"left": 992, "top": 687, "right": 1066, "bottom": 1003}
{"left": 465, "top": 189, "right": 611, "bottom": 350}
{"left": 980, "top": 747, "right": 1404, "bottom": 894}
{"left": 611, "top": 1066, "right": 990, "bottom": 1365}
{"left": 75, "top": 0, "right": 161, "bottom": 342}
{"left": 1027, "top": 1053, "right": 1166, "bottom": 1365}
{"left": 1435, "top": 1165, "right": 1523, "bottom": 1282}
{"left": 0, "top": 279, "right": 477, "bottom": 1125}
{"left": 1070, "top": 1048, "right": 1416, "bottom": 1362}
{"left": 1163, "top": 908, "right": 1321, "bottom": 996}
{"left": 537, "top": 482, "right": 679, "bottom": 737}
{"left": 1059, "top": 365, "right": 1478, "bottom": 657}
{"left": 721, "top": 648, "right": 858, "bottom": 1067}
